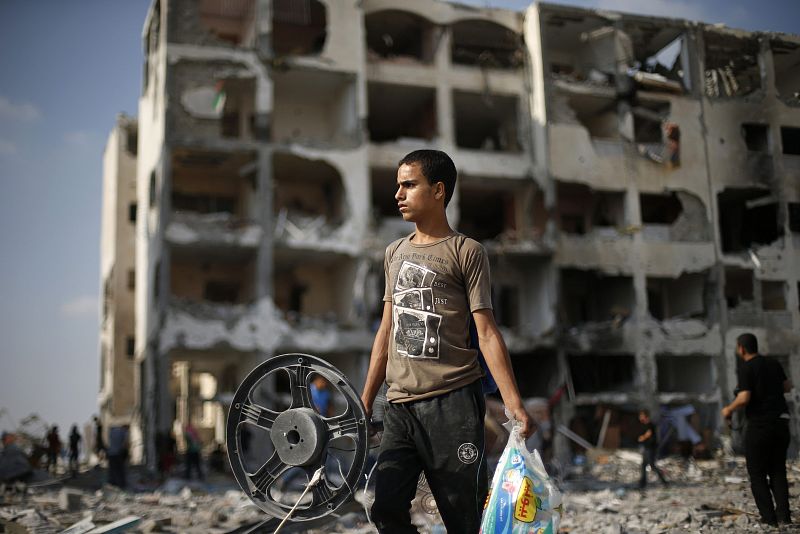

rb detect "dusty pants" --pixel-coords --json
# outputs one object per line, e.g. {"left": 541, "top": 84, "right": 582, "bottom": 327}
{"left": 371, "top": 380, "right": 487, "bottom": 534}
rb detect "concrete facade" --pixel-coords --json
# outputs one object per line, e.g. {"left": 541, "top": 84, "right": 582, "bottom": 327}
{"left": 102, "top": 0, "right": 800, "bottom": 465}
{"left": 99, "top": 114, "right": 141, "bottom": 459}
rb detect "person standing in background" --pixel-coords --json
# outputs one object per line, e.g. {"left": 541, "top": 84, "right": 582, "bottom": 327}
{"left": 722, "top": 333, "right": 792, "bottom": 527}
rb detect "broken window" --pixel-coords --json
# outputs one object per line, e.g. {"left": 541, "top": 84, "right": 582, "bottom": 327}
{"left": 173, "top": 193, "right": 236, "bottom": 214}
{"left": 646, "top": 273, "right": 709, "bottom": 320}
{"left": 458, "top": 181, "right": 516, "bottom": 241}
{"left": 216, "top": 78, "right": 258, "bottom": 140}
{"left": 569, "top": 406, "right": 642, "bottom": 450}
{"left": 125, "top": 125, "right": 138, "bottom": 156}
{"left": 631, "top": 102, "right": 671, "bottom": 143}
{"left": 368, "top": 83, "right": 437, "bottom": 143}
{"left": 491, "top": 256, "right": 553, "bottom": 336}
{"left": 198, "top": 0, "right": 256, "bottom": 47}
{"left": 203, "top": 280, "right": 240, "bottom": 303}
{"left": 789, "top": 203, "right": 800, "bottom": 233}
{"left": 561, "top": 269, "right": 635, "bottom": 325}
{"left": 128, "top": 202, "right": 137, "bottom": 224}
{"left": 365, "top": 10, "right": 436, "bottom": 64}
{"left": 724, "top": 267, "right": 753, "bottom": 308}
{"left": 149, "top": 171, "right": 157, "bottom": 207}
{"left": 556, "top": 182, "right": 625, "bottom": 235}
{"left": 102, "top": 275, "right": 112, "bottom": 323}
{"left": 542, "top": 11, "right": 622, "bottom": 84}
{"left": 761, "top": 281, "right": 786, "bottom": 311}
{"left": 154, "top": 259, "right": 161, "bottom": 300}
{"left": 370, "top": 167, "right": 399, "bottom": 220}
{"left": 494, "top": 285, "right": 520, "bottom": 329}
{"left": 704, "top": 32, "right": 761, "bottom": 98}
{"left": 770, "top": 39, "right": 800, "bottom": 105}
{"left": 568, "top": 354, "right": 636, "bottom": 393}
{"left": 553, "top": 92, "right": 619, "bottom": 139}
{"left": 453, "top": 91, "right": 520, "bottom": 152}
{"left": 656, "top": 355, "right": 714, "bottom": 393}
{"left": 171, "top": 149, "right": 257, "bottom": 220}
{"left": 623, "top": 23, "right": 689, "bottom": 93}
{"left": 718, "top": 188, "right": 782, "bottom": 252}
{"left": 272, "top": 0, "right": 326, "bottom": 56}
{"left": 127, "top": 269, "right": 136, "bottom": 291}
{"left": 273, "top": 254, "right": 355, "bottom": 321}
{"left": 780, "top": 126, "right": 800, "bottom": 155}
{"left": 640, "top": 192, "right": 681, "bottom": 225}
{"left": 273, "top": 152, "right": 347, "bottom": 236}
{"left": 630, "top": 103, "right": 680, "bottom": 167}
{"left": 451, "top": 20, "right": 522, "bottom": 69}
{"left": 170, "top": 256, "right": 256, "bottom": 304}
{"left": 510, "top": 350, "right": 560, "bottom": 397}
{"left": 742, "top": 123, "right": 769, "bottom": 151}
{"left": 272, "top": 69, "right": 358, "bottom": 147}
{"left": 126, "top": 336, "right": 135, "bottom": 359}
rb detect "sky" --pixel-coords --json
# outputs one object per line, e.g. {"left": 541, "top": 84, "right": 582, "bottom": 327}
{"left": 0, "top": 0, "right": 797, "bottom": 438}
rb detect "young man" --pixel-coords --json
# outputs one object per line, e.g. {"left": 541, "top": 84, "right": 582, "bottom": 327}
{"left": 722, "top": 333, "right": 792, "bottom": 526}
{"left": 361, "top": 150, "right": 531, "bottom": 533}
{"left": 637, "top": 409, "right": 667, "bottom": 489}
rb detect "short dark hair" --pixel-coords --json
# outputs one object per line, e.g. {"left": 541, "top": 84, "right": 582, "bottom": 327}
{"left": 398, "top": 150, "right": 457, "bottom": 207}
{"left": 737, "top": 333, "right": 758, "bottom": 355}
{"left": 639, "top": 409, "right": 650, "bottom": 417}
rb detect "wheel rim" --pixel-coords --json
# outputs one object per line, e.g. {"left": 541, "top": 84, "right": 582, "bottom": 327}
{"left": 226, "top": 353, "right": 368, "bottom": 521}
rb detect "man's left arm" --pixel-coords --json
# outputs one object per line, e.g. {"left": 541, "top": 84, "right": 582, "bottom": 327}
{"left": 472, "top": 308, "right": 532, "bottom": 438}
{"left": 722, "top": 390, "right": 751, "bottom": 419}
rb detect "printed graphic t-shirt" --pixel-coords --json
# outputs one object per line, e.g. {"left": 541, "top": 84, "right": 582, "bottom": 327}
{"left": 383, "top": 232, "right": 492, "bottom": 402}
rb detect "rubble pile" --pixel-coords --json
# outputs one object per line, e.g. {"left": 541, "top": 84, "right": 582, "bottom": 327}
{"left": 560, "top": 452, "right": 800, "bottom": 533}
{"left": 2, "top": 454, "right": 800, "bottom": 533}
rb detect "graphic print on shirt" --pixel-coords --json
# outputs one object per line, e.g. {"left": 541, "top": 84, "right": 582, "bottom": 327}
{"left": 393, "top": 261, "right": 442, "bottom": 359}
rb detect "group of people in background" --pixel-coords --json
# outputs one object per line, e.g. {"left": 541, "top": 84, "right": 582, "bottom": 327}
{"left": 43, "top": 423, "right": 85, "bottom": 477}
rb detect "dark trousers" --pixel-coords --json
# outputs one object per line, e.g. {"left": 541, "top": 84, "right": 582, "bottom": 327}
{"left": 185, "top": 451, "right": 203, "bottom": 480}
{"left": 371, "top": 381, "right": 487, "bottom": 534}
{"left": 744, "top": 418, "right": 791, "bottom": 524}
{"left": 639, "top": 447, "right": 667, "bottom": 488}
{"left": 108, "top": 454, "right": 127, "bottom": 488}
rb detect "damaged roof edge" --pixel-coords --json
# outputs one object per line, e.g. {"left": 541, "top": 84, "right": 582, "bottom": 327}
{"left": 536, "top": 1, "right": 791, "bottom": 37}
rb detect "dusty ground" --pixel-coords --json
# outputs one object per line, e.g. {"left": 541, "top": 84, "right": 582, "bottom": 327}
{"left": 2, "top": 454, "right": 799, "bottom": 533}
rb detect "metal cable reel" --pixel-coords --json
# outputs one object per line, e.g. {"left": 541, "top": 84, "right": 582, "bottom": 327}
{"left": 226, "top": 354, "right": 369, "bottom": 522}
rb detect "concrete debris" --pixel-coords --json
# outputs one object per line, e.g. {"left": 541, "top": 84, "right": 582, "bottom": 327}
{"left": 1, "top": 454, "right": 799, "bottom": 533}
{"left": 58, "top": 487, "right": 83, "bottom": 511}
{"left": 85, "top": 516, "right": 141, "bottom": 533}
{"left": 562, "top": 452, "right": 800, "bottom": 533}
{"left": 62, "top": 515, "right": 97, "bottom": 534}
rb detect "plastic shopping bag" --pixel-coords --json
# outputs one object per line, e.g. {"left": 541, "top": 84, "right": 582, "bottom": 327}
{"left": 480, "top": 422, "right": 563, "bottom": 534}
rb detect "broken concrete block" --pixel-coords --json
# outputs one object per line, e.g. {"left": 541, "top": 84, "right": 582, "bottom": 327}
{"left": 138, "top": 517, "right": 171, "bottom": 533}
{"left": 85, "top": 516, "right": 141, "bottom": 533}
{"left": 59, "top": 488, "right": 84, "bottom": 512}
{"left": 61, "top": 515, "right": 96, "bottom": 534}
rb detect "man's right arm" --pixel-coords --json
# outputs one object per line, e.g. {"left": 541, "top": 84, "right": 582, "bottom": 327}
{"left": 361, "top": 301, "right": 393, "bottom": 419}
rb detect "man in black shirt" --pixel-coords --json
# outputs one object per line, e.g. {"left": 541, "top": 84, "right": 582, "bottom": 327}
{"left": 722, "top": 333, "right": 792, "bottom": 526}
{"left": 637, "top": 409, "right": 667, "bottom": 489}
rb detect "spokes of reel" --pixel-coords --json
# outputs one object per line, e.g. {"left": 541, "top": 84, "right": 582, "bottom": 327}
{"left": 226, "top": 354, "right": 369, "bottom": 521}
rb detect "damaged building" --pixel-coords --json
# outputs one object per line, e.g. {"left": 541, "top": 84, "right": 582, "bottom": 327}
{"left": 100, "top": 0, "right": 800, "bottom": 465}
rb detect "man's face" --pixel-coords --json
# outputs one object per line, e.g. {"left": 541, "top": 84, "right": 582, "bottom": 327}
{"left": 395, "top": 163, "right": 442, "bottom": 223}
{"left": 639, "top": 412, "right": 649, "bottom": 424}
{"left": 735, "top": 344, "right": 744, "bottom": 360}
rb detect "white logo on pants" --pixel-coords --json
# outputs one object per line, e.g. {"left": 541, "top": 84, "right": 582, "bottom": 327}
{"left": 458, "top": 442, "right": 479, "bottom": 464}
